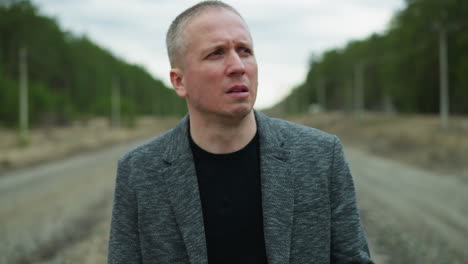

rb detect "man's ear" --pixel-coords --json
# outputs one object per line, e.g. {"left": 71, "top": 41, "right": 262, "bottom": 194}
{"left": 170, "top": 68, "right": 187, "bottom": 98}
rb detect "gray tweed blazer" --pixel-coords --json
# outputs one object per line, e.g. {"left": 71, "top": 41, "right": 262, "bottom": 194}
{"left": 108, "top": 111, "right": 373, "bottom": 264}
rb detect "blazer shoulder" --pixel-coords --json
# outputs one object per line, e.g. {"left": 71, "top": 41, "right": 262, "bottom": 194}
{"left": 268, "top": 116, "right": 337, "bottom": 147}
{"left": 118, "top": 128, "right": 175, "bottom": 169}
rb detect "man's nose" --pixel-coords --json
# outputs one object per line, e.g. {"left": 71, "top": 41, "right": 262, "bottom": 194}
{"left": 226, "top": 51, "right": 245, "bottom": 76}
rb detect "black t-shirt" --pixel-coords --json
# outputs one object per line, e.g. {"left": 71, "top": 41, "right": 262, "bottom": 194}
{"left": 189, "top": 132, "right": 268, "bottom": 264}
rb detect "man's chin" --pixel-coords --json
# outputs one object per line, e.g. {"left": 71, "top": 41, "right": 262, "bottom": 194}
{"left": 223, "top": 106, "right": 254, "bottom": 120}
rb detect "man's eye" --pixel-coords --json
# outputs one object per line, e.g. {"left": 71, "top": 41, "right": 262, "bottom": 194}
{"left": 239, "top": 47, "right": 252, "bottom": 56}
{"left": 207, "top": 50, "right": 223, "bottom": 59}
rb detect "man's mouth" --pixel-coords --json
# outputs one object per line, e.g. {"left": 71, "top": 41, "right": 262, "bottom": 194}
{"left": 227, "top": 85, "right": 248, "bottom": 93}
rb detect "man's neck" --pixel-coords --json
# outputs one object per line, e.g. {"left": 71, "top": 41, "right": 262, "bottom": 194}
{"left": 189, "top": 111, "right": 257, "bottom": 154}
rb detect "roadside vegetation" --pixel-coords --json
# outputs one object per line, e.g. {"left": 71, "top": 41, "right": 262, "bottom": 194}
{"left": 286, "top": 112, "right": 468, "bottom": 182}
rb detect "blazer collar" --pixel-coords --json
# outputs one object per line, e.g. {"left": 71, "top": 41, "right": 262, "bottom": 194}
{"left": 161, "top": 111, "right": 293, "bottom": 264}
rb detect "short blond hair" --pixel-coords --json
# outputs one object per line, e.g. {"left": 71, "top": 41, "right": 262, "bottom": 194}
{"left": 166, "top": 1, "right": 243, "bottom": 68}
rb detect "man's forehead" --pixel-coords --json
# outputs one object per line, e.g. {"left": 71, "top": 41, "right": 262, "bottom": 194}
{"left": 185, "top": 8, "right": 248, "bottom": 33}
{"left": 184, "top": 8, "right": 251, "bottom": 42}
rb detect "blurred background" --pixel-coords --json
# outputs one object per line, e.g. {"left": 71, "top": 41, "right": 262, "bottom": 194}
{"left": 1, "top": 0, "right": 467, "bottom": 263}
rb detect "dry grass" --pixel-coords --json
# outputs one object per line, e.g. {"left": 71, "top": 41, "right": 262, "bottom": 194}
{"left": 2, "top": 113, "right": 466, "bottom": 180}
{"left": 287, "top": 112, "right": 468, "bottom": 182}
{"left": 0, "top": 117, "right": 178, "bottom": 173}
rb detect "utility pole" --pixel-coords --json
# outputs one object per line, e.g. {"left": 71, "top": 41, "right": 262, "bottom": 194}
{"left": 152, "top": 87, "right": 157, "bottom": 116}
{"left": 19, "top": 47, "right": 29, "bottom": 143}
{"left": 437, "top": 25, "right": 449, "bottom": 131}
{"left": 354, "top": 61, "right": 365, "bottom": 119}
{"left": 346, "top": 80, "right": 354, "bottom": 113}
{"left": 295, "top": 89, "right": 301, "bottom": 113}
{"left": 111, "top": 76, "right": 120, "bottom": 128}
{"left": 317, "top": 78, "right": 326, "bottom": 111}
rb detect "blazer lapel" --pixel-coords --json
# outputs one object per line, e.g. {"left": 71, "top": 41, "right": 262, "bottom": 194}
{"left": 161, "top": 116, "right": 208, "bottom": 264}
{"left": 256, "top": 111, "right": 294, "bottom": 264}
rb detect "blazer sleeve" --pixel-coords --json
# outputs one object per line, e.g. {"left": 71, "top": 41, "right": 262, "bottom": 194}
{"left": 329, "top": 136, "right": 374, "bottom": 264}
{"left": 107, "top": 158, "right": 142, "bottom": 264}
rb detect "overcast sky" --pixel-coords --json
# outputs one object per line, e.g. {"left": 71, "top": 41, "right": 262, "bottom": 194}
{"left": 32, "top": 0, "right": 405, "bottom": 109}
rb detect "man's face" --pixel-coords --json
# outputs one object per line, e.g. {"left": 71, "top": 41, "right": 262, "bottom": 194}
{"left": 171, "top": 8, "right": 258, "bottom": 120}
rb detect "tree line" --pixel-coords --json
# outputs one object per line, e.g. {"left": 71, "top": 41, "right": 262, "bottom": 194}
{"left": 0, "top": 1, "right": 186, "bottom": 128}
{"left": 274, "top": 0, "right": 468, "bottom": 116}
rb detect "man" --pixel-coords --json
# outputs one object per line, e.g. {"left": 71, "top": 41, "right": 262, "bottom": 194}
{"left": 108, "top": 1, "right": 373, "bottom": 264}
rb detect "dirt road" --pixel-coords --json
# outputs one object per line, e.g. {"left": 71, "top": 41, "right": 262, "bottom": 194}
{"left": 349, "top": 148, "right": 468, "bottom": 264}
{"left": 1, "top": 140, "right": 467, "bottom": 263}
{"left": 0, "top": 139, "right": 145, "bottom": 264}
